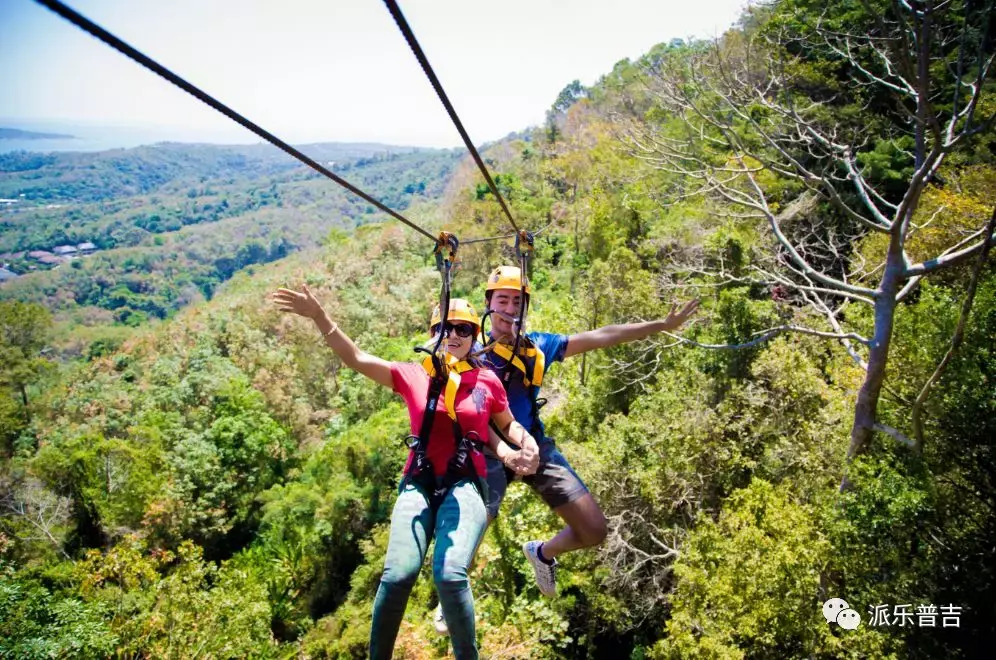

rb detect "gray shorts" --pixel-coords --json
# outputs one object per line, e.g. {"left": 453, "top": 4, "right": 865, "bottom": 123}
{"left": 484, "top": 439, "right": 590, "bottom": 519}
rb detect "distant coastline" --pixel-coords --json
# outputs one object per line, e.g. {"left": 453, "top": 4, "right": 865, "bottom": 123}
{"left": 0, "top": 120, "right": 254, "bottom": 154}
{"left": 0, "top": 120, "right": 456, "bottom": 154}
{"left": 0, "top": 127, "right": 77, "bottom": 140}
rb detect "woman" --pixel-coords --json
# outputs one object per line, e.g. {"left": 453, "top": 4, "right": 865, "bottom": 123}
{"left": 272, "top": 284, "right": 538, "bottom": 660}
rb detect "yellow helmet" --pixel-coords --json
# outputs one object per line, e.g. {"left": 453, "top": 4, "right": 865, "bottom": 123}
{"left": 429, "top": 298, "right": 480, "bottom": 334}
{"left": 485, "top": 265, "right": 530, "bottom": 295}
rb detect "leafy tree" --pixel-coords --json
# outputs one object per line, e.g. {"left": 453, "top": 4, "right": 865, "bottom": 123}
{"left": 656, "top": 479, "right": 903, "bottom": 659}
{"left": 553, "top": 80, "right": 588, "bottom": 116}
{"left": 0, "top": 301, "right": 52, "bottom": 409}
{"left": 0, "top": 572, "right": 119, "bottom": 658}
{"left": 547, "top": 79, "right": 589, "bottom": 142}
{"left": 0, "top": 302, "right": 52, "bottom": 453}
{"left": 72, "top": 537, "right": 277, "bottom": 657}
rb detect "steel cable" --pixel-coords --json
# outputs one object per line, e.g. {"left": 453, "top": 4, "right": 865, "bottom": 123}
{"left": 35, "top": 0, "right": 438, "bottom": 242}
{"left": 382, "top": 0, "right": 521, "bottom": 233}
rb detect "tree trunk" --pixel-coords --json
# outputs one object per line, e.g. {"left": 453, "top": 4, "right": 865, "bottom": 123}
{"left": 571, "top": 182, "right": 580, "bottom": 298}
{"left": 18, "top": 383, "right": 30, "bottom": 423}
{"left": 846, "top": 234, "right": 906, "bottom": 463}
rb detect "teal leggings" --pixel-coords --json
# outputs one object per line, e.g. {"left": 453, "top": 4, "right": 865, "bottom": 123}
{"left": 370, "top": 479, "right": 487, "bottom": 659}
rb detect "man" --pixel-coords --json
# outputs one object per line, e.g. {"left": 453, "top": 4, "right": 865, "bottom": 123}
{"left": 479, "top": 265, "right": 699, "bottom": 597}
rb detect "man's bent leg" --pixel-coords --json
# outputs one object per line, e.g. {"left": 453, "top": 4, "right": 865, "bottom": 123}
{"left": 520, "top": 442, "right": 605, "bottom": 595}
{"left": 541, "top": 493, "right": 607, "bottom": 559}
{"left": 526, "top": 442, "right": 606, "bottom": 559}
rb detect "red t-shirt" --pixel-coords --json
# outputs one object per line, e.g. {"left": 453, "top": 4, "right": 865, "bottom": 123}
{"left": 391, "top": 362, "right": 509, "bottom": 478}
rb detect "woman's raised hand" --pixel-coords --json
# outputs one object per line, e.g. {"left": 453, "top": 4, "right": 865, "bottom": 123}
{"left": 272, "top": 284, "right": 324, "bottom": 320}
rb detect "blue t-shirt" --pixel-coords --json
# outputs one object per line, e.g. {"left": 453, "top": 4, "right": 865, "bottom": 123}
{"left": 481, "top": 331, "right": 569, "bottom": 441}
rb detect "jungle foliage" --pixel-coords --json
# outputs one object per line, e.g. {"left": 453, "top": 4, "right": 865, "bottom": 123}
{"left": 1, "top": 0, "right": 993, "bottom": 657}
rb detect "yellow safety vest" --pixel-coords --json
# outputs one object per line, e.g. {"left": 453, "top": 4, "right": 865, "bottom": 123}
{"left": 490, "top": 340, "right": 546, "bottom": 388}
{"left": 421, "top": 353, "right": 475, "bottom": 422}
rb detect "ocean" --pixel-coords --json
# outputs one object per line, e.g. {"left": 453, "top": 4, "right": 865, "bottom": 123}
{"left": 0, "top": 119, "right": 258, "bottom": 154}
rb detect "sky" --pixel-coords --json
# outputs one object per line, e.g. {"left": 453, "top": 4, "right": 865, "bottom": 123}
{"left": 1, "top": 0, "right": 749, "bottom": 148}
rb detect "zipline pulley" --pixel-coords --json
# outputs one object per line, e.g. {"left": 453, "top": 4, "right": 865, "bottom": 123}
{"left": 503, "top": 230, "right": 535, "bottom": 383}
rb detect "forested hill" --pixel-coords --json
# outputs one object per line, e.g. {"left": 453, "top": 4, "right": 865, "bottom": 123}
{"left": 2, "top": 0, "right": 995, "bottom": 657}
{"left": 0, "top": 141, "right": 462, "bottom": 340}
{"left": 0, "top": 128, "right": 76, "bottom": 141}
{"left": 0, "top": 141, "right": 460, "bottom": 246}
{"left": 0, "top": 142, "right": 445, "bottom": 204}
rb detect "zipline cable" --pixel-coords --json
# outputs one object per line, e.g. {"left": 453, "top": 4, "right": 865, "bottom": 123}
{"left": 462, "top": 233, "right": 516, "bottom": 245}
{"left": 382, "top": 0, "right": 521, "bottom": 233}
{"left": 35, "top": 0, "right": 437, "bottom": 243}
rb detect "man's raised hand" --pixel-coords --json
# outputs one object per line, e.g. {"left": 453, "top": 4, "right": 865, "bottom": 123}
{"left": 663, "top": 298, "right": 700, "bottom": 332}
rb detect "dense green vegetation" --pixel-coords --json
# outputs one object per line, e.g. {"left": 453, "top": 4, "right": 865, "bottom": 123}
{"left": 0, "top": 143, "right": 460, "bottom": 254}
{"left": 2, "top": 0, "right": 994, "bottom": 657}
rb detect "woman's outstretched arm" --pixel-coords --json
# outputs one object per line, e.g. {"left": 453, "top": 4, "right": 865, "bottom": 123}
{"left": 272, "top": 284, "right": 393, "bottom": 388}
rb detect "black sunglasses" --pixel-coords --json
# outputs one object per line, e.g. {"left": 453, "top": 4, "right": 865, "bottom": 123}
{"left": 443, "top": 322, "right": 475, "bottom": 338}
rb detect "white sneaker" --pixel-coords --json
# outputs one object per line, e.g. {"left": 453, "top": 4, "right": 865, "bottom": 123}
{"left": 522, "top": 540, "right": 557, "bottom": 597}
{"left": 433, "top": 603, "right": 449, "bottom": 636}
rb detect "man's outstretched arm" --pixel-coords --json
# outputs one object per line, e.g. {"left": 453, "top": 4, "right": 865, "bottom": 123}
{"left": 562, "top": 299, "right": 699, "bottom": 359}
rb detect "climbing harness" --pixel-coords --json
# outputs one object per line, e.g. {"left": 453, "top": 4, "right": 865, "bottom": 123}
{"left": 504, "top": 230, "right": 535, "bottom": 382}
{"left": 402, "top": 236, "right": 488, "bottom": 507}
{"left": 382, "top": 0, "right": 519, "bottom": 233}
{"left": 489, "top": 342, "right": 546, "bottom": 388}
{"left": 478, "top": 232, "right": 549, "bottom": 440}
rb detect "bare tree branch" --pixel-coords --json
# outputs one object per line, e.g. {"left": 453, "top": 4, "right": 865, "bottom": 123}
{"left": 601, "top": 508, "right": 683, "bottom": 625}
{"left": 874, "top": 422, "right": 916, "bottom": 448}
{"left": 802, "top": 291, "right": 869, "bottom": 370}
{"left": 662, "top": 324, "right": 870, "bottom": 351}
{"left": 0, "top": 476, "right": 71, "bottom": 558}
{"left": 905, "top": 233, "right": 996, "bottom": 276}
